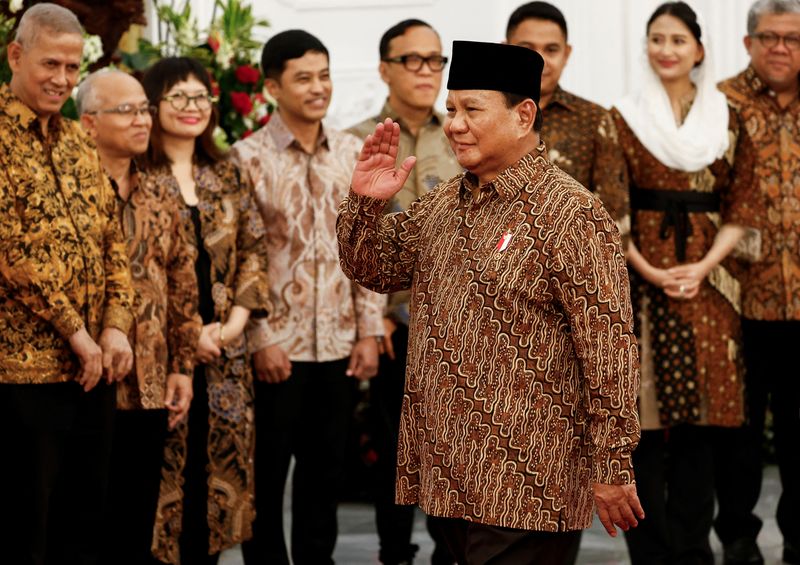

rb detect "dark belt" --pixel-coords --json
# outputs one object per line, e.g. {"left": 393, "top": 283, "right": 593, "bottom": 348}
{"left": 630, "top": 186, "right": 720, "bottom": 262}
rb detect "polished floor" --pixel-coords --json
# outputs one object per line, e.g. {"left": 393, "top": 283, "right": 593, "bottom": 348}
{"left": 220, "top": 465, "right": 785, "bottom": 564}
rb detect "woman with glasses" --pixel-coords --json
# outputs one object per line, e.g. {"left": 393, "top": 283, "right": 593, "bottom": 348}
{"left": 610, "top": 2, "right": 758, "bottom": 564}
{"left": 140, "top": 56, "right": 269, "bottom": 565}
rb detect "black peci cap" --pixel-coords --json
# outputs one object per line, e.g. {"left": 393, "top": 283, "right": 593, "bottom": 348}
{"left": 446, "top": 40, "right": 544, "bottom": 103}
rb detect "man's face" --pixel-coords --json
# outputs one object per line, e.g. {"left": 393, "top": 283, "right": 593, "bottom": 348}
{"left": 507, "top": 18, "right": 571, "bottom": 100}
{"left": 379, "top": 26, "right": 444, "bottom": 113}
{"left": 443, "top": 90, "right": 523, "bottom": 182}
{"left": 745, "top": 12, "right": 800, "bottom": 91}
{"left": 267, "top": 51, "right": 332, "bottom": 124}
{"left": 81, "top": 74, "right": 152, "bottom": 159}
{"left": 8, "top": 31, "right": 83, "bottom": 117}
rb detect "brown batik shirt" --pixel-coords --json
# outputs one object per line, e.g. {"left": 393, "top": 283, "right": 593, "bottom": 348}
{"left": 720, "top": 66, "right": 800, "bottom": 321}
{"left": 0, "top": 84, "right": 134, "bottom": 384}
{"left": 115, "top": 168, "right": 202, "bottom": 410}
{"left": 337, "top": 144, "right": 640, "bottom": 531}
{"left": 348, "top": 101, "right": 463, "bottom": 324}
{"left": 541, "top": 86, "right": 629, "bottom": 236}
{"left": 231, "top": 112, "right": 386, "bottom": 361}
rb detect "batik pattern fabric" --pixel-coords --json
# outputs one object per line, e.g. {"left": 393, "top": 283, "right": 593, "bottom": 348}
{"left": 720, "top": 66, "right": 800, "bottom": 321}
{"left": 0, "top": 84, "right": 133, "bottom": 384}
{"left": 540, "top": 86, "right": 630, "bottom": 237}
{"left": 151, "top": 160, "right": 270, "bottom": 561}
{"left": 115, "top": 169, "right": 202, "bottom": 410}
{"left": 337, "top": 144, "right": 640, "bottom": 531}
{"left": 611, "top": 105, "right": 756, "bottom": 429}
{"left": 231, "top": 112, "right": 385, "bottom": 360}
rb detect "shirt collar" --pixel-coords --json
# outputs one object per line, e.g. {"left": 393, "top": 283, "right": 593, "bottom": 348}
{"left": 461, "top": 142, "right": 549, "bottom": 202}
{"left": 378, "top": 99, "right": 443, "bottom": 132}
{"left": 744, "top": 65, "right": 770, "bottom": 96}
{"left": 545, "top": 85, "right": 575, "bottom": 111}
{"left": 0, "top": 83, "right": 63, "bottom": 137}
{"left": 267, "top": 110, "right": 330, "bottom": 153}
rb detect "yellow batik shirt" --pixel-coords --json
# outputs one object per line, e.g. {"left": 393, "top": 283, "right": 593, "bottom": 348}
{"left": 0, "top": 84, "right": 134, "bottom": 384}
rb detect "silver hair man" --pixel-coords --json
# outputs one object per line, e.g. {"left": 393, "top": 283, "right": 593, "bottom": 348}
{"left": 747, "top": 0, "right": 800, "bottom": 34}
{"left": 14, "top": 2, "right": 83, "bottom": 47}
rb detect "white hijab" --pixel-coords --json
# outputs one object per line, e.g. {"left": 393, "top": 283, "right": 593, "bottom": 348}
{"left": 616, "top": 7, "right": 729, "bottom": 172}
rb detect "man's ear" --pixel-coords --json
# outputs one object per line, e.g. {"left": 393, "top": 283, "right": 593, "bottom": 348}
{"left": 79, "top": 114, "right": 98, "bottom": 139}
{"left": 7, "top": 41, "right": 23, "bottom": 73}
{"left": 264, "top": 78, "right": 280, "bottom": 99}
{"left": 516, "top": 98, "right": 537, "bottom": 133}
{"left": 378, "top": 61, "right": 390, "bottom": 86}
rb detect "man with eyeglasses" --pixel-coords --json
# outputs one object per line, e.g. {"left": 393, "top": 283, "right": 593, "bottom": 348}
{"left": 505, "top": 2, "right": 628, "bottom": 234}
{"left": 0, "top": 5, "right": 135, "bottom": 564}
{"left": 77, "top": 68, "right": 201, "bottom": 565}
{"left": 714, "top": 2, "right": 800, "bottom": 564}
{"left": 232, "top": 30, "right": 386, "bottom": 565}
{"left": 347, "top": 18, "right": 462, "bottom": 565}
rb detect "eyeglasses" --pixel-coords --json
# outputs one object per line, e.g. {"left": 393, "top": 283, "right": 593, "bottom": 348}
{"left": 382, "top": 53, "right": 449, "bottom": 72}
{"left": 161, "top": 91, "right": 218, "bottom": 111}
{"left": 84, "top": 103, "right": 155, "bottom": 119}
{"left": 751, "top": 31, "right": 800, "bottom": 51}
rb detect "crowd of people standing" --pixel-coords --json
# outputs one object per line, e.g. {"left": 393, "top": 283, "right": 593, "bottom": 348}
{"left": 0, "top": 1, "right": 797, "bottom": 565}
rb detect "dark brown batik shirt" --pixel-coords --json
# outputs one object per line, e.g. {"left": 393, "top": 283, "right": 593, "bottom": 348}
{"left": 541, "top": 86, "right": 629, "bottom": 236}
{"left": 0, "top": 84, "right": 134, "bottom": 384}
{"left": 720, "top": 66, "right": 800, "bottom": 321}
{"left": 337, "top": 144, "right": 640, "bottom": 531}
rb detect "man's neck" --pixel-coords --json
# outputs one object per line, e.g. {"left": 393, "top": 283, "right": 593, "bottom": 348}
{"left": 100, "top": 151, "right": 134, "bottom": 201}
{"left": 9, "top": 78, "right": 54, "bottom": 137}
{"left": 387, "top": 95, "right": 434, "bottom": 137}
{"left": 766, "top": 76, "right": 800, "bottom": 109}
{"left": 279, "top": 110, "right": 322, "bottom": 154}
{"left": 473, "top": 134, "right": 540, "bottom": 196}
{"left": 539, "top": 88, "right": 556, "bottom": 110}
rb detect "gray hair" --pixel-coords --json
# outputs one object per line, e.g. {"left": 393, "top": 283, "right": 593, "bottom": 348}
{"left": 747, "top": 0, "right": 800, "bottom": 34}
{"left": 14, "top": 3, "right": 83, "bottom": 48}
{"left": 76, "top": 68, "right": 130, "bottom": 115}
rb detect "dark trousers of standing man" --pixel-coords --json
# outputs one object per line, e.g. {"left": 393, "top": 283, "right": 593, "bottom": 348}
{"left": 0, "top": 381, "right": 116, "bottom": 565}
{"left": 624, "top": 426, "right": 716, "bottom": 565}
{"left": 242, "top": 358, "right": 357, "bottom": 565}
{"left": 714, "top": 320, "right": 800, "bottom": 556}
{"left": 100, "top": 408, "right": 168, "bottom": 565}
{"left": 371, "top": 323, "right": 419, "bottom": 565}
{"left": 429, "top": 516, "right": 581, "bottom": 565}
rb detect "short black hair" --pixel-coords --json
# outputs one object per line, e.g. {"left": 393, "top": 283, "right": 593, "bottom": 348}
{"left": 502, "top": 92, "right": 543, "bottom": 133}
{"left": 261, "top": 29, "right": 329, "bottom": 81}
{"left": 647, "top": 2, "right": 702, "bottom": 44}
{"left": 506, "top": 2, "right": 568, "bottom": 41}
{"left": 379, "top": 19, "right": 436, "bottom": 58}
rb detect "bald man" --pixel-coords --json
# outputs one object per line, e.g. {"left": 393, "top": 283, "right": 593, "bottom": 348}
{"left": 78, "top": 70, "right": 201, "bottom": 565}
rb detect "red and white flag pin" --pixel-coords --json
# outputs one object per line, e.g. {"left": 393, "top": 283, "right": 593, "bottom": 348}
{"left": 496, "top": 230, "right": 513, "bottom": 252}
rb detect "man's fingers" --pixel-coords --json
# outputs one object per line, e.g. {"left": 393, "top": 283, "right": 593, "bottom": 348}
{"left": 346, "top": 353, "right": 361, "bottom": 377}
{"left": 628, "top": 490, "right": 645, "bottom": 520}
{"left": 596, "top": 506, "right": 617, "bottom": 537}
{"left": 384, "top": 335, "right": 395, "bottom": 360}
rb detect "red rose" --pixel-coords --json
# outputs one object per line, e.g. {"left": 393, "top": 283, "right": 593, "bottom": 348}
{"left": 258, "top": 114, "right": 271, "bottom": 126}
{"left": 230, "top": 91, "right": 253, "bottom": 115}
{"left": 210, "top": 80, "right": 220, "bottom": 97}
{"left": 235, "top": 65, "right": 260, "bottom": 85}
{"left": 254, "top": 92, "right": 266, "bottom": 104}
{"left": 207, "top": 34, "right": 220, "bottom": 53}
{"left": 242, "top": 129, "right": 253, "bottom": 139}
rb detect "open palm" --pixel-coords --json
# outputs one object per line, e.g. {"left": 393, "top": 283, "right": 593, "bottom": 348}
{"left": 351, "top": 117, "right": 417, "bottom": 200}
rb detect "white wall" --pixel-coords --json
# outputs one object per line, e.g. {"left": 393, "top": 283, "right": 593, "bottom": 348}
{"left": 151, "top": 0, "right": 757, "bottom": 129}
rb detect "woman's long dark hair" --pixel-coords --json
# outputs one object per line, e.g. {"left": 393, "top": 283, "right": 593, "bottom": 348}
{"left": 140, "top": 56, "right": 225, "bottom": 169}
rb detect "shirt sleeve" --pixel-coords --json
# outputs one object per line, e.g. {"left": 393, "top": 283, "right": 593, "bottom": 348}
{"left": 232, "top": 167, "right": 270, "bottom": 315}
{"left": 166, "top": 199, "right": 202, "bottom": 376}
{"left": 336, "top": 190, "right": 432, "bottom": 295}
{"left": 0, "top": 171, "right": 85, "bottom": 339}
{"left": 592, "top": 110, "right": 631, "bottom": 243}
{"left": 99, "top": 170, "right": 135, "bottom": 335}
{"left": 549, "top": 198, "right": 641, "bottom": 485}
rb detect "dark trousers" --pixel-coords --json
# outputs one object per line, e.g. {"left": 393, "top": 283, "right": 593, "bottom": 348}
{"left": 179, "top": 365, "right": 220, "bottom": 565}
{"left": 714, "top": 319, "right": 800, "bottom": 548}
{"left": 372, "top": 324, "right": 419, "bottom": 564}
{"left": 624, "top": 426, "right": 715, "bottom": 565}
{"left": 0, "top": 381, "right": 116, "bottom": 565}
{"left": 100, "top": 409, "right": 168, "bottom": 565}
{"left": 429, "top": 516, "right": 581, "bottom": 565}
{"left": 241, "top": 359, "right": 358, "bottom": 565}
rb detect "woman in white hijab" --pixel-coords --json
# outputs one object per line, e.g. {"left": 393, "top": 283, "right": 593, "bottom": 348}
{"left": 612, "top": 2, "right": 758, "bottom": 564}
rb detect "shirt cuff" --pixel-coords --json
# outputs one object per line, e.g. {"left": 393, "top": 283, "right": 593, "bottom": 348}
{"left": 103, "top": 305, "right": 134, "bottom": 335}
{"left": 593, "top": 446, "right": 636, "bottom": 485}
{"left": 51, "top": 302, "right": 86, "bottom": 340}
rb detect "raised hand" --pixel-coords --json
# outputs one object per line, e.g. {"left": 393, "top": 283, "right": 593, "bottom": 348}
{"left": 351, "top": 117, "right": 417, "bottom": 200}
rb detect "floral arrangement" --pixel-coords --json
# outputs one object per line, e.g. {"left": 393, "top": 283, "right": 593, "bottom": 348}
{"left": 121, "top": 0, "right": 273, "bottom": 147}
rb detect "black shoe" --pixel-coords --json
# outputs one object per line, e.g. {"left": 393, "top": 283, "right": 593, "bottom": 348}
{"left": 784, "top": 543, "right": 800, "bottom": 564}
{"left": 723, "top": 538, "right": 764, "bottom": 565}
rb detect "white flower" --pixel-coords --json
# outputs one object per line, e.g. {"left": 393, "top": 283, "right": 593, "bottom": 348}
{"left": 215, "top": 41, "right": 234, "bottom": 70}
{"left": 82, "top": 35, "right": 104, "bottom": 66}
{"left": 175, "top": 18, "right": 200, "bottom": 51}
{"left": 9, "top": 0, "right": 23, "bottom": 14}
